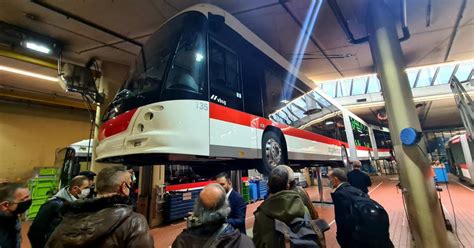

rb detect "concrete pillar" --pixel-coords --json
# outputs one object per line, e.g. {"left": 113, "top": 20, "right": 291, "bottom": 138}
{"left": 231, "top": 170, "right": 243, "bottom": 194}
{"left": 90, "top": 61, "right": 129, "bottom": 173}
{"left": 366, "top": 1, "right": 449, "bottom": 247}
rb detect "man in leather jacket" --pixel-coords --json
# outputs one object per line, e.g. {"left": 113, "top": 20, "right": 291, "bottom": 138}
{"left": 46, "top": 166, "right": 154, "bottom": 248}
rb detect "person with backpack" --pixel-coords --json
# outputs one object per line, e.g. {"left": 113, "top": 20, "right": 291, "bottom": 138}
{"left": 253, "top": 165, "right": 321, "bottom": 248}
{"left": 28, "top": 175, "right": 90, "bottom": 248}
{"left": 172, "top": 183, "right": 254, "bottom": 248}
{"left": 329, "top": 168, "right": 394, "bottom": 248}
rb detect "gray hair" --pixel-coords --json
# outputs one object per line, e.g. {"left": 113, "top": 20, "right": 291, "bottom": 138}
{"left": 0, "top": 182, "right": 24, "bottom": 202}
{"left": 95, "top": 166, "right": 128, "bottom": 194}
{"left": 268, "top": 165, "right": 290, "bottom": 194}
{"left": 331, "top": 168, "right": 348, "bottom": 182}
{"left": 193, "top": 184, "right": 230, "bottom": 224}
{"left": 352, "top": 160, "right": 362, "bottom": 168}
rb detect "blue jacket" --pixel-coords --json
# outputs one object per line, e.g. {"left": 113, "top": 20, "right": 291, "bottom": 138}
{"left": 227, "top": 189, "right": 247, "bottom": 234}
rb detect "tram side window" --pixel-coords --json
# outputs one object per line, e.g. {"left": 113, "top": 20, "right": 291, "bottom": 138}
{"left": 209, "top": 40, "right": 243, "bottom": 110}
{"left": 241, "top": 54, "right": 264, "bottom": 116}
{"left": 263, "top": 69, "right": 284, "bottom": 118}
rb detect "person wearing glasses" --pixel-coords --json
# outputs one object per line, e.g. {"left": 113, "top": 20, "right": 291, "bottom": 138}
{"left": 46, "top": 166, "right": 154, "bottom": 247}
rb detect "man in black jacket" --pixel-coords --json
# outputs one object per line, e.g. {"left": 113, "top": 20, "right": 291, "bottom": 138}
{"left": 215, "top": 172, "right": 247, "bottom": 234}
{"left": 28, "top": 175, "right": 90, "bottom": 248}
{"left": 329, "top": 168, "right": 364, "bottom": 248}
{"left": 0, "top": 182, "right": 32, "bottom": 248}
{"left": 329, "top": 168, "right": 393, "bottom": 248}
{"left": 347, "top": 160, "right": 372, "bottom": 193}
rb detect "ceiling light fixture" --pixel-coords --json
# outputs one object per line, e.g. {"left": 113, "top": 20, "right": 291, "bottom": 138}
{"left": 25, "top": 41, "right": 51, "bottom": 54}
{"left": 0, "top": 65, "right": 57, "bottom": 82}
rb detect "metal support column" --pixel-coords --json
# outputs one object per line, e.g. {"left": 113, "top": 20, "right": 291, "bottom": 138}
{"left": 231, "top": 170, "right": 243, "bottom": 194}
{"left": 366, "top": 1, "right": 449, "bottom": 247}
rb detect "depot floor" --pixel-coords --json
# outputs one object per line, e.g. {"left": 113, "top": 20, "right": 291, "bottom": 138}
{"left": 20, "top": 175, "right": 474, "bottom": 248}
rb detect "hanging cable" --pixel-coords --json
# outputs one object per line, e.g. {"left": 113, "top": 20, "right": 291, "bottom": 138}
{"left": 81, "top": 93, "right": 95, "bottom": 169}
{"left": 443, "top": 178, "right": 466, "bottom": 247}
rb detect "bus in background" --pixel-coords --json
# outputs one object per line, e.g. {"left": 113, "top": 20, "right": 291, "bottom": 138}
{"left": 270, "top": 91, "right": 374, "bottom": 166}
{"left": 370, "top": 125, "right": 393, "bottom": 160}
{"left": 55, "top": 139, "right": 92, "bottom": 188}
{"left": 446, "top": 133, "right": 474, "bottom": 185}
{"left": 96, "top": 4, "right": 373, "bottom": 174}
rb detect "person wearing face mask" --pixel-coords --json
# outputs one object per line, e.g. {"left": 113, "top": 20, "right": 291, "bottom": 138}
{"left": 0, "top": 182, "right": 32, "bottom": 248}
{"left": 28, "top": 175, "right": 90, "bottom": 248}
{"left": 77, "top": 171, "right": 97, "bottom": 199}
{"left": 46, "top": 166, "right": 154, "bottom": 248}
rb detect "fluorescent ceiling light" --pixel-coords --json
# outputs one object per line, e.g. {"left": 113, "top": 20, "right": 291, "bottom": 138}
{"left": 0, "top": 65, "right": 57, "bottom": 82}
{"left": 25, "top": 42, "right": 51, "bottom": 54}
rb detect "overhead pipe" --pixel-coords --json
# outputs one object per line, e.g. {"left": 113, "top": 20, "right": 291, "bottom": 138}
{"left": 0, "top": 87, "right": 91, "bottom": 110}
{"left": 0, "top": 46, "right": 57, "bottom": 70}
{"left": 31, "top": 0, "right": 143, "bottom": 48}
{"left": 444, "top": 0, "right": 467, "bottom": 62}
{"left": 327, "top": 0, "right": 410, "bottom": 43}
{"left": 279, "top": 0, "right": 343, "bottom": 77}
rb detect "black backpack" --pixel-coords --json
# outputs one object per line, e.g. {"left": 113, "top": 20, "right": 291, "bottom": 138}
{"left": 346, "top": 191, "right": 393, "bottom": 247}
{"left": 274, "top": 212, "right": 321, "bottom": 248}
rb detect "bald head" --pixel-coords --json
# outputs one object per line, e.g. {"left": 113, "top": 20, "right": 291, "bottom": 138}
{"left": 199, "top": 183, "right": 226, "bottom": 209}
{"left": 193, "top": 184, "right": 230, "bottom": 224}
{"left": 353, "top": 160, "right": 362, "bottom": 169}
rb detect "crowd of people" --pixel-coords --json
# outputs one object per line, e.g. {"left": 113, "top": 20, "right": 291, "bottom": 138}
{"left": 0, "top": 161, "right": 393, "bottom": 248}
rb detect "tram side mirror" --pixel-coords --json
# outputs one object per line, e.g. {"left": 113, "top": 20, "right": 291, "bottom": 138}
{"left": 208, "top": 13, "right": 225, "bottom": 32}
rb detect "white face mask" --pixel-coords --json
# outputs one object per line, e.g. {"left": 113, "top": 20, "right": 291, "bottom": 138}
{"left": 79, "top": 188, "right": 90, "bottom": 199}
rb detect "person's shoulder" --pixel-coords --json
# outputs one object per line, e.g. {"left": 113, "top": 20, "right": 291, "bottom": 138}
{"left": 128, "top": 211, "right": 149, "bottom": 224}
{"left": 230, "top": 190, "right": 245, "bottom": 201}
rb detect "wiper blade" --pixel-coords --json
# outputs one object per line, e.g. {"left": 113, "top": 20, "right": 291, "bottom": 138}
{"left": 112, "top": 89, "right": 134, "bottom": 104}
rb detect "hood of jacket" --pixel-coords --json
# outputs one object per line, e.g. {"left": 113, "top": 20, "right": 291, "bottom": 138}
{"left": 257, "top": 190, "right": 306, "bottom": 224}
{"left": 51, "top": 195, "right": 133, "bottom": 247}
{"left": 52, "top": 186, "right": 77, "bottom": 202}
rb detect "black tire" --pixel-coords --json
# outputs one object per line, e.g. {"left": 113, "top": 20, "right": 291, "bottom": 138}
{"left": 257, "top": 131, "right": 288, "bottom": 175}
{"left": 341, "top": 146, "right": 350, "bottom": 170}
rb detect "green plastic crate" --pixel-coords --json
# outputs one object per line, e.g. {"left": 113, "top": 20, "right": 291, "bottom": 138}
{"left": 38, "top": 167, "right": 59, "bottom": 176}
{"left": 27, "top": 197, "right": 49, "bottom": 219}
{"left": 241, "top": 183, "right": 250, "bottom": 203}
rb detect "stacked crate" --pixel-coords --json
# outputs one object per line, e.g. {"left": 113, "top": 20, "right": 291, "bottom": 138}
{"left": 27, "top": 167, "right": 60, "bottom": 219}
{"left": 164, "top": 188, "right": 201, "bottom": 222}
{"left": 241, "top": 180, "right": 250, "bottom": 203}
{"left": 257, "top": 180, "right": 268, "bottom": 199}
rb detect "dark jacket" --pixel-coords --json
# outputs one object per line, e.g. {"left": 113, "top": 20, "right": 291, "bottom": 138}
{"left": 227, "top": 189, "right": 247, "bottom": 234}
{"left": 347, "top": 169, "right": 372, "bottom": 193}
{"left": 253, "top": 190, "right": 306, "bottom": 248}
{"left": 28, "top": 197, "right": 66, "bottom": 248}
{"left": 0, "top": 214, "right": 21, "bottom": 248}
{"left": 172, "top": 221, "right": 254, "bottom": 248}
{"left": 45, "top": 195, "right": 153, "bottom": 248}
{"left": 331, "top": 183, "right": 367, "bottom": 248}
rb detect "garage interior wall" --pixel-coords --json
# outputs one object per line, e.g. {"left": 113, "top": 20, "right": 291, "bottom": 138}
{"left": 0, "top": 100, "right": 91, "bottom": 182}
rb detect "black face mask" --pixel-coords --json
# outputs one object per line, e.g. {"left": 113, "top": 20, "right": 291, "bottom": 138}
{"left": 12, "top": 199, "right": 32, "bottom": 215}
